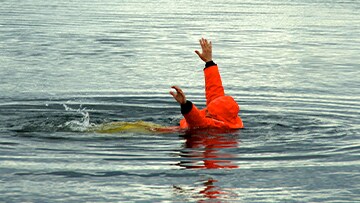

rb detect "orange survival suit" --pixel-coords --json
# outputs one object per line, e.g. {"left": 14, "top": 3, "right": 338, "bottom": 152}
{"left": 179, "top": 61, "right": 244, "bottom": 129}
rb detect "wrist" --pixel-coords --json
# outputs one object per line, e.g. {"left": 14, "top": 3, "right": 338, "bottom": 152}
{"left": 180, "top": 100, "right": 193, "bottom": 114}
{"left": 205, "top": 61, "right": 216, "bottom": 68}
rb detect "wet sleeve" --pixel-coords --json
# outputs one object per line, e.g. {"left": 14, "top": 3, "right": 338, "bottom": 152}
{"left": 181, "top": 100, "right": 193, "bottom": 115}
{"left": 182, "top": 103, "right": 211, "bottom": 128}
{"left": 204, "top": 62, "right": 225, "bottom": 105}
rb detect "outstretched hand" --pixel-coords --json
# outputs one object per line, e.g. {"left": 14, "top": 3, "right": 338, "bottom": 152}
{"left": 170, "top": 86, "right": 186, "bottom": 105}
{"left": 195, "top": 38, "right": 213, "bottom": 62}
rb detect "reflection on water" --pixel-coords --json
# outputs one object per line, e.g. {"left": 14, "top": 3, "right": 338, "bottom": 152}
{"left": 173, "top": 178, "right": 226, "bottom": 202}
{"left": 174, "top": 131, "right": 239, "bottom": 201}
{"left": 178, "top": 130, "right": 239, "bottom": 169}
{"left": 198, "top": 179, "right": 223, "bottom": 201}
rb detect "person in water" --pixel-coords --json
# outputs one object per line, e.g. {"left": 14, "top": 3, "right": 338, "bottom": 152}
{"left": 94, "top": 38, "right": 243, "bottom": 133}
{"left": 170, "top": 38, "right": 244, "bottom": 129}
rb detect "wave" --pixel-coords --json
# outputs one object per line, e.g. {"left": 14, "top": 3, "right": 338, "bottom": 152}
{"left": 1, "top": 92, "right": 358, "bottom": 138}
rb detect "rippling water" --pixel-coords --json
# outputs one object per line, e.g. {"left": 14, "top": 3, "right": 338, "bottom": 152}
{"left": 1, "top": 0, "right": 360, "bottom": 202}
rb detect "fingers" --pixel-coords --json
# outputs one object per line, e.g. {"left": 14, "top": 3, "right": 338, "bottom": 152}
{"left": 169, "top": 88, "right": 179, "bottom": 101}
{"left": 170, "top": 86, "right": 184, "bottom": 97}
{"left": 195, "top": 52, "right": 206, "bottom": 61}
{"left": 201, "top": 38, "right": 207, "bottom": 49}
{"left": 195, "top": 50, "right": 206, "bottom": 62}
{"left": 171, "top": 86, "right": 184, "bottom": 95}
{"left": 195, "top": 50, "right": 202, "bottom": 58}
{"left": 199, "top": 38, "right": 211, "bottom": 49}
{"left": 171, "top": 85, "right": 181, "bottom": 92}
{"left": 199, "top": 39, "right": 205, "bottom": 50}
{"left": 169, "top": 91, "right": 176, "bottom": 97}
{"left": 196, "top": 38, "right": 212, "bottom": 62}
{"left": 170, "top": 86, "right": 186, "bottom": 104}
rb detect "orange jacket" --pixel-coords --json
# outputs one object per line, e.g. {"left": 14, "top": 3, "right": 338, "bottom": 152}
{"left": 179, "top": 62, "right": 244, "bottom": 129}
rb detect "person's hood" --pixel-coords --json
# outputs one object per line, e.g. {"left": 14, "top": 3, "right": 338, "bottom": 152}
{"left": 207, "top": 96, "right": 243, "bottom": 129}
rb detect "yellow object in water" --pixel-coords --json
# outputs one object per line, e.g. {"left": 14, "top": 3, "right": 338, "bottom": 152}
{"left": 92, "top": 121, "right": 164, "bottom": 133}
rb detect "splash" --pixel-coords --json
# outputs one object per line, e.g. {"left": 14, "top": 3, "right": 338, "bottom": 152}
{"left": 58, "top": 104, "right": 179, "bottom": 133}
{"left": 59, "top": 104, "right": 95, "bottom": 132}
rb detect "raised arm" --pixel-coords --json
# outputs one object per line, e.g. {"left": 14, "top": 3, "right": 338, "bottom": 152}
{"left": 195, "top": 38, "right": 225, "bottom": 105}
{"left": 195, "top": 38, "right": 213, "bottom": 63}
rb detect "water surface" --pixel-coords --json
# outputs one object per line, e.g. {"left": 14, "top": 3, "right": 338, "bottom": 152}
{"left": 1, "top": 0, "right": 360, "bottom": 202}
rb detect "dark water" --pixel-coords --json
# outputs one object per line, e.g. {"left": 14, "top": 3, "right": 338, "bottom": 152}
{"left": 1, "top": 0, "right": 360, "bottom": 202}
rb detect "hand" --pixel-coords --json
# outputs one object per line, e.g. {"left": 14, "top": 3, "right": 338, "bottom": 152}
{"left": 195, "top": 38, "right": 212, "bottom": 62}
{"left": 170, "top": 86, "right": 186, "bottom": 105}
